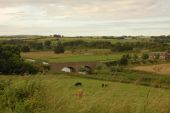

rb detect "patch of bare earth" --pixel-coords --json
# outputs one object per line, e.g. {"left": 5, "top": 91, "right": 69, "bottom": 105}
{"left": 132, "top": 64, "right": 170, "bottom": 75}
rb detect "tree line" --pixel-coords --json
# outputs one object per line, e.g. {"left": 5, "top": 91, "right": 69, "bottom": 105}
{"left": 151, "top": 35, "right": 170, "bottom": 43}
{"left": 1, "top": 39, "right": 170, "bottom": 54}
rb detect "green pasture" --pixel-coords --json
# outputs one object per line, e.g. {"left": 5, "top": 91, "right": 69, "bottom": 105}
{"left": 21, "top": 51, "right": 124, "bottom": 63}
{"left": 47, "top": 54, "right": 122, "bottom": 63}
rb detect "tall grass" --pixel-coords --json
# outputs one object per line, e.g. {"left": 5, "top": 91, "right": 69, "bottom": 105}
{"left": 0, "top": 77, "right": 46, "bottom": 113}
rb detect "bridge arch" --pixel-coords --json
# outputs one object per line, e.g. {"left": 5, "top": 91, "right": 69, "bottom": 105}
{"left": 61, "top": 66, "right": 76, "bottom": 73}
{"left": 78, "top": 65, "right": 93, "bottom": 74}
{"left": 84, "top": 66, "right": 92, "bottom": 71}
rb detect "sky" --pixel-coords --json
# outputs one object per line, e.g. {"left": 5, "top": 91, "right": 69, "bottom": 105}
{"left": 0, "top": 0, "right": 170, "bottom": 36}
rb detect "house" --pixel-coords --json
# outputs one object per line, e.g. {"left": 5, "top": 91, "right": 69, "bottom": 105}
{"left": 149, "top": 52, "right": 170, "bottom": 60}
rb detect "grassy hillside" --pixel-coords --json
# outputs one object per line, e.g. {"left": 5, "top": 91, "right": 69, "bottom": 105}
{"left": 0, "top": 74, "right": 169, "bottom": 113}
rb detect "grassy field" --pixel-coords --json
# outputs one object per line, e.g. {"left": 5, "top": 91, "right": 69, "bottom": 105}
{"left": 21, "top": 50, "right": 123, "bottom": 63}
{"left": 0, "top": 74, "right": 169, "bottom": 113}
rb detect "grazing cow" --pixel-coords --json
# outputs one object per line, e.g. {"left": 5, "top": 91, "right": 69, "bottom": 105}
{"left": 75, "top": 82, "right": 82, "bottom": 86}
{"left": 102, "top": 83, "right": 108, "bottom": 88}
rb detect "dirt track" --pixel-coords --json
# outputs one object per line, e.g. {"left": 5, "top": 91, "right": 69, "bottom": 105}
{"left": 133, "top": 63, "right": 170, "bottom": 75}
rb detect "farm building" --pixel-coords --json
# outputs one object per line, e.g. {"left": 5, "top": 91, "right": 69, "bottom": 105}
{"left": 149, "top": 52, "right": 170, "bottom": 60}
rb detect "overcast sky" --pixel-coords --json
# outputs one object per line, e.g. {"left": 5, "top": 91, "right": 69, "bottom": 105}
{"left": 0, "top": 0, "right": 170, "bottom": 36}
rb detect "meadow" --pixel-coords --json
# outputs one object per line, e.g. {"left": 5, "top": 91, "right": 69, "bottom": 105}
{"left": 0, "top": 74, "right": 169, "bottom": 113}
{"left": 21, "top": 50, "right": 124, "bottom": 63}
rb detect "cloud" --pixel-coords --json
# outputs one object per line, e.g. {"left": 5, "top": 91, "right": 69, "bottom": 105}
{"left": 1, "top": 0, "right": 170, "bottom": 19}
{"left": 0, "top": 0, "right": 170, "bottom": 35}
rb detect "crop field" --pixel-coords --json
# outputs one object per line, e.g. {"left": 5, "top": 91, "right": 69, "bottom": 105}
{"left": 21, "top": 50, "right": 124, "bottom": 63}
{"left": 0, "top": 75, "right": 169, "bottom": 113}
{"left": 132, "top": 63, "right": 170, "bottom": 75}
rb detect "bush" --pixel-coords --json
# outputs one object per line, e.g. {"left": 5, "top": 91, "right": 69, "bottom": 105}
{"left": 118, "top": 55, "right": 129, "bottom": 66}
{"left": 0, "top": 45, "right": 38, "bottom": 75}
{"left": 53, "top": 41, "right": 65, "bottom": 54}
{"left": 21, "top": 63, "right": 39, "bottom": 74}
{"left": 110, "top": 66, "right": 124, "bottom": 73}
{"left": 44, "top": 40, "right": 51, "bottom": 49}
{"left": 111, "top": 42, "right": 133, "bottom": 52}
{"left": 29, "top": 42, "right": 44, "bottom": 50}
{"left": 79, "top": 66, "right": 92, "bottom": 74}
{"left": 142, "top": 53, "right": 149, "bottom": 60}
{"left": 105, "top": 61, "right": 118, "bottom": 67}
{"left": 63, "top": 40, "right": 112, "bottom": 49}
{"left": 21, "top": 45, "right": 30, "bottom": 52}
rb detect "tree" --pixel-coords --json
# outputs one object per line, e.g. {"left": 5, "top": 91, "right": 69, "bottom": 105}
{"left": 29, "top": 42, "right": 44, "bottom": 50}
{"left": 21, "top": 45, "right": 30, "bottom": 52}
{"left": 44, "top": 40, "right": 51, "bottom": 49}
{"left": 79, "top": 66, "right": 92, "bottom": 74}
{"left": 53, "top": 34, "right": 62, "bottom": 38}
{"left": 0, "top": 45, "right": 38, "bottom": 74}
{"left": 155, "top": 53, "right": 160, "bottom": 59}
{"left": 111, "top": 42, "right": 133, "bottom": 52}
{"left": 53, "top": 41, "right": 65, "bottom": 54}
{"left": 118, "top": 55, "right": 129, "bottom": 65}
{"left": 142, "top": 53, "right": 149, "bottom": 60}
{"left": 133, "top": 54, "right": 138, "bottom": 60}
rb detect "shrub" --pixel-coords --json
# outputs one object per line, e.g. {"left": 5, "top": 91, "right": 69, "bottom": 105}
{"left": 118, "top": 55, "right": 129, "bottom": 66}
{"left": 44, "top": 40, "right": 51, "bottom": 49}
{"left": 0, "top": 45, "right": 39, "bottom": 75}
{"left": 79, "top": 66, "right": 92, "bottom": 74}
{"left": 142, "top": 53, "right": 149, "bottom": 60}
{"left": 29, "top": 42, "right": 44, "bottom": 50}
{"left": 105, "top": 61, "right": 118, "bottom": 67}
{"left": 53, "top": 41, "right": 65, "bottom": 54}
{"left": 21, "top": 45, "right": 30, "bottom": 52}
{"left": 110, "top": 66, "right": 124, "bottom": 73}
{"left": 21, "top": 62, "right": 39, "bottom": 74}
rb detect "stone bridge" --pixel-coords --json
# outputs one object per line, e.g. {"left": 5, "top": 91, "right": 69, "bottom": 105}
{"left": 50, "top": 61, "right": 100, "bottom": 73}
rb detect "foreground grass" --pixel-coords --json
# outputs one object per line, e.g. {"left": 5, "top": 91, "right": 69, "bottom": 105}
{"left": 0, "top": 74, "right": 170, "bottom": 113}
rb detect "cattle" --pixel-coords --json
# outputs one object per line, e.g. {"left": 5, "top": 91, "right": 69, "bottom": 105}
{"left": 75, "top": 82, "right": 82, "bottom": 86}
{"left": 102, "top": 83, "right": 108, "bottom": 88}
